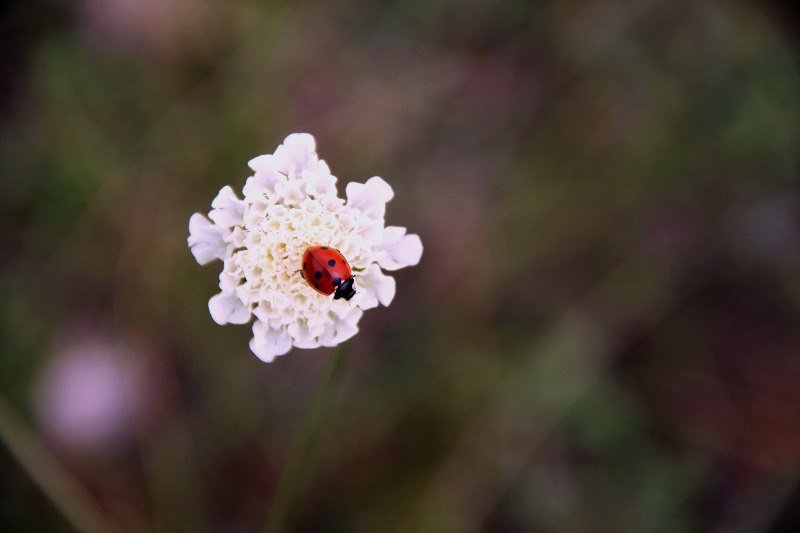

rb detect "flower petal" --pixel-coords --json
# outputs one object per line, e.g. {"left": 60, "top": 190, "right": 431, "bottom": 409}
{"left": 249, "top": 321, "right": 293, "bottom": 363}
{"left": 209, "top": 186, "right": 246, "bottom": 227}
{"left": 329, "top": 298, "right": 355, "bottom": 319}
{"left": 244, "top": 154, "right": 286, "bottom": 198}
{"left": 345, "top": 176, "right": 394, "bottom": 220}
{"left": 219, "top": 270, "right": 241, "bottom": 293}
{"left": 318, "top": 307, "right": 363, "bottom": 347}
{"left": 287, "top": 320, "right": 322, "bottom": 349}
{"left": 273, "top": 179, "right": 306, "bottom": 205}
{"left": 208, "top": 292, "right": 251, "bottom": 325}
{"left": 302, "top": 160, "right": 337, "bottom": 197}
{"left": 247, "top": 153, "right": 278, "bottom": 174}
{"left": 274, "top": 133, "right": 318, "bottom": 175}
{"left": 379, "top": 226, "right": 423, "bottom": 270}
{"left": 187, "top": 213, "right": 229, "bottom": 265}
{"left": 357, "top": 264, "right": 396, "bottom": 309}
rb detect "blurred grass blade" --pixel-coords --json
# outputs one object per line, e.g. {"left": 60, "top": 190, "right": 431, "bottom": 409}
{"left": 0, "top": 394, "right": 117, "bottom": 533}
{"left": 266, "top": 342, "right": 351, "bottom": 532}
{"left": 402, "top": 245, "right": 685, "bottom": 532}
{"left": 402, "top": 315, "right": 608, "bottom": 533}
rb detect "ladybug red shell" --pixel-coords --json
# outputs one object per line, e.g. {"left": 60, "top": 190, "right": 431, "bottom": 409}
{"left": 301, "top": 245, "right": 356, "bottom": 300}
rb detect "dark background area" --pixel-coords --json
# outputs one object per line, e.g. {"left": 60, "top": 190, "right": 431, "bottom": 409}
{"left": 1, "top": 0, "right": 799, "bottom": 531}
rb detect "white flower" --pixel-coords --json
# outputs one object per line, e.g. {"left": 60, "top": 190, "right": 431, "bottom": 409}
{"left": 188, "top": 133, "right": 422, "bottom": 363}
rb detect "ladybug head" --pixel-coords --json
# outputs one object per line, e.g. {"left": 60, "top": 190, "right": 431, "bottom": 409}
{"left": 333, "top": 276, "right": 356, "bottom": 301}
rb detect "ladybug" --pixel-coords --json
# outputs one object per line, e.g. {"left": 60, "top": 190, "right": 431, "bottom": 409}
{"left": 301, "top": 245, "right": 356, "bottom": 300}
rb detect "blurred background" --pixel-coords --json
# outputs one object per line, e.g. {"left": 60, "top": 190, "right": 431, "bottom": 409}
{"left": 1, "top": 0, "right": 800, "bottom": 531}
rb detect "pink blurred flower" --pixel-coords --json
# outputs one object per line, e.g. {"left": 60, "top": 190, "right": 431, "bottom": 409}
{"left": 33, "top": 333, "right": 156, "bottom": 456}
{"left": 75, "top": 0, "right": 218, "bottom": 57}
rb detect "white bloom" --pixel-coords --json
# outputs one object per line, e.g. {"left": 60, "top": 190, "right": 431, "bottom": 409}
{"left": 188, "top": 133, "right": 422, "bottom": 362}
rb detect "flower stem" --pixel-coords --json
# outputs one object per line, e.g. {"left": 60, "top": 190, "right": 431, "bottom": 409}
{"left": 266, "top": 342, "right": 351, "bottom": 532}
{"left": 0, "top": 393, "right": 117, "bottom": 533}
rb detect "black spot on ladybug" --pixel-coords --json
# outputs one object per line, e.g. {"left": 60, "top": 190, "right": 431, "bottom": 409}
{"left": 315, "top": 271, "right": 323, "bottom": 279}
{"left": 314, "top": 282, "right": 319, "bottom": 289}
{"left": 302, "top": 262, "right": 306, "bottom": 269}
{"left": 321, "top": 246, "right": 328, "bottom": 250}
{"left": 332, "top": 277, "right": 341, "bottom": 286}
{"left": 328, "top": 259, "right": 336, "bottom": 267}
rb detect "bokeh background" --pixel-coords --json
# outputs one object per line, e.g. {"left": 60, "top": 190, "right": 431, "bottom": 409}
{"left": 2, "top": 0, "right": 800, "bottom": 531}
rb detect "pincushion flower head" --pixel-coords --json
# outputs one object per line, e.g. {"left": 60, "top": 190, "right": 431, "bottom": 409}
{"left": 188, "top": 133, "right": 423, "bottom": 363}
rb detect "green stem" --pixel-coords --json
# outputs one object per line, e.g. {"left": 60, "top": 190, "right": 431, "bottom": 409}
{"left": 266, "top": 342, "right": 351, "bottom": 532}
{"left": 0, "top": 394, "right": 117, "bottom": 533}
